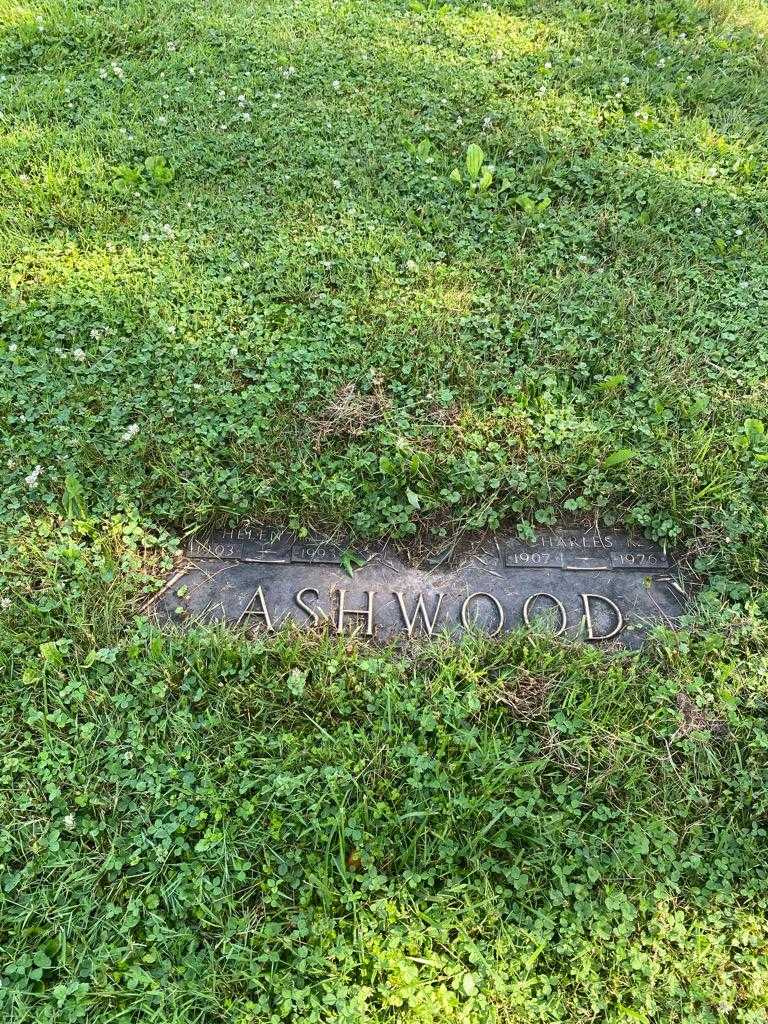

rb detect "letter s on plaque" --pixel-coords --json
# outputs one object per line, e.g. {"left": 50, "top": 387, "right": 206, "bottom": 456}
{"left": 295, "top": 588, "right": 323, "bottom": 626}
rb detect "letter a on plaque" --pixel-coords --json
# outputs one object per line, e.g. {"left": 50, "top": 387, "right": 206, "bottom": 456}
{"left": 237, "top": 586, "right": 274, "bottom": 632}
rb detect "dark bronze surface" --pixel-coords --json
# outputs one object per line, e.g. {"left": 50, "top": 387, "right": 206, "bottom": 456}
{"left": 151, "top": 527, "right": 689, "bottom": 648}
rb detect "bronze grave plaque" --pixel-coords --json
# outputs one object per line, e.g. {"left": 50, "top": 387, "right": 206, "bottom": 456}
{"left": 150, "top": 527, "right": 689, "bottom": 649}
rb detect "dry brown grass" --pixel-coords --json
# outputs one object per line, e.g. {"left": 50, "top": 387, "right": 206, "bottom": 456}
{"left": 311, "top": 378, "right": 390, "bottom": 445}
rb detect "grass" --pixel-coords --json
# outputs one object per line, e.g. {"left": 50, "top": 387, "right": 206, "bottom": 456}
{"left": 1, "top": 0, "right": 768, "bottom": 1019}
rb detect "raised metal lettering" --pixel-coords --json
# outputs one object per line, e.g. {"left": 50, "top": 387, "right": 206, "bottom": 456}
{"left": 460, "top": 592, "right": 504, "bottom": 636}
{"left": 522, "top": 592, "right": 567, "bottom": 636}
{"left": 580, "top": 593, "right": 624, "bottom": 641}
{"left": 336, "top": 590, "right": 376, "bottom": 636}
{"left": 394, "top": 591, "right": 445, "bottom": 637}
{"left": 295, "top": 587, "right": 323, "bottom": 625}
{"left": 237, "top": 586, "right": 274, "bottom": 632}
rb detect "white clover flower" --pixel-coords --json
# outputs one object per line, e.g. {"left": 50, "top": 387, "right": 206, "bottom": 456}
{"left": 735, "top": 228, "right": 743, "bottom": 236}
{"left": 1, "top": 597, "right": 11, "bottom": 610}
{"left": 72, "top": 348, "right": 86, "bottom": 361}
{"left": 694, "top": 207, "right": 702, "bottom": 216}
{"left": 282, "top": 66, "right": 296, "bottom": 78}
{"left": 25, "top": 465, "right": 42, "bottom": 489}
{"left": 99, "top": 68, "right": 108, "bottom": 79}
{"left": 544, "top": 61, "right": 552, "bottom": 69}
{"left": 332, "top": 79, "right": 341, "bottom": 90}
{"left": 229, "top": 346, "right": 238, "bottom": 357}
{"left": 242, "top": 112, "right": 251, "bottom": 121}
{"left": 121, "top": 423, "right": 139, "bottom": 442}
{"left": 8, "top": 343, "right": 17, "bottom": 353}
{"left": 63, "top": 813, "right": 75, "bottom": 829}
{"left": 332, "top": 179, "right": 342, "bottom": 189}
{"left": 482, "top": 116, "right": 493, "bottom": 129}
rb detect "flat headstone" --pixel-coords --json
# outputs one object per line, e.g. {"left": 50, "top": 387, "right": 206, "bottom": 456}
{"left": 150, "top": 526, "right": 689, "bottom": 648}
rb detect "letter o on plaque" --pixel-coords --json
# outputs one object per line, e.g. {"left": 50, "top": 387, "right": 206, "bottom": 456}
{"left": 460, "top": 592, "right": 504, "bottom": 636}
{"left": 522, "top": 593, "right": 567, "bottom": 637}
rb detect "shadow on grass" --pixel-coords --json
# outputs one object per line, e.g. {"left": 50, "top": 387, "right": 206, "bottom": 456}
{"left": 0, "top": 0, "right": 766, "bottom": 537}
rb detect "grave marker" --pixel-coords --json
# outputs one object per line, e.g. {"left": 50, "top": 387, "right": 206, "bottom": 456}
{"left": 151, "top": 527, "right": 688, "bottom": 648}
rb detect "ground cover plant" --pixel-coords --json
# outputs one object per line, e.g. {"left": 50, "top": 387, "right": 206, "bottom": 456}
{"left": 1, "top": 0, "right": 767, "bottom": 1019}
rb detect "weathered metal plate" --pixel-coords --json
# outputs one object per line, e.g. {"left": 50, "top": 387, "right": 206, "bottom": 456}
{"left": 150, "top": 527, "right": 688, "bottom": 649}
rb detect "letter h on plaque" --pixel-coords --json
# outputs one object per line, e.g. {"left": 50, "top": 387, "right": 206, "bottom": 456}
{"left": 335, "top": 590, "right": 376, "bottom": 636}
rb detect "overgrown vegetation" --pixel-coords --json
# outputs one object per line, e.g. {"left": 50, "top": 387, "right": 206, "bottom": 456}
{"left": 1, "top": 0, "right": 767, "bottom": 1019}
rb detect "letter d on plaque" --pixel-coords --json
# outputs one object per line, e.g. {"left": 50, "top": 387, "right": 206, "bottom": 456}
{"left": 580, "top": 593, "right": 624, "bottom": 641}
